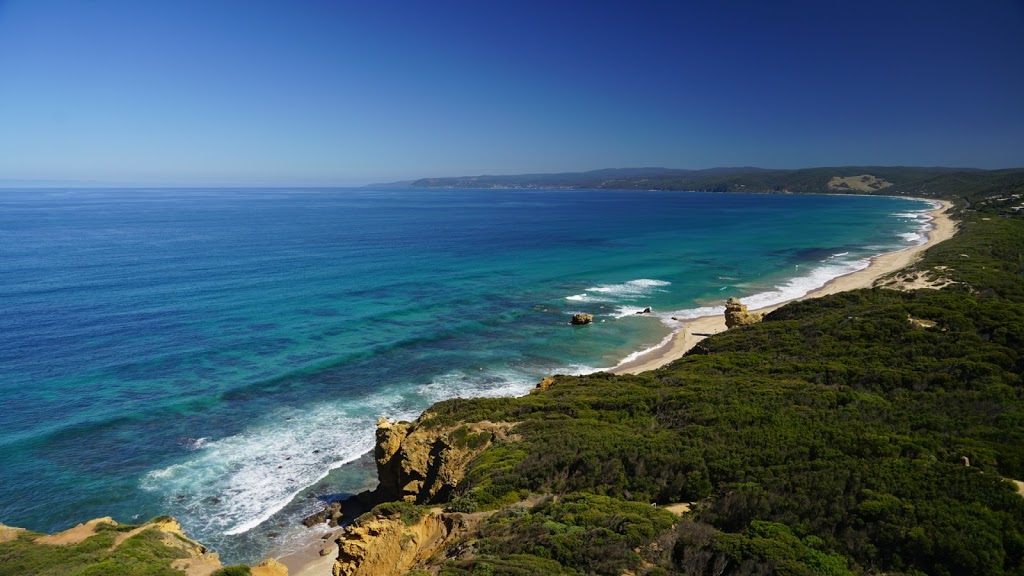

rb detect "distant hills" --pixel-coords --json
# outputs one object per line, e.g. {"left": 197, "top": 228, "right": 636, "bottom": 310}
{"left": 410, "top": 166, "right": 1024, "bottom": 200}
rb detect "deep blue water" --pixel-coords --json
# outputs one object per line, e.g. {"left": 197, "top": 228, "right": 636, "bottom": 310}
{"left": 0, "top": 188, "right": 933, "bottom": 561}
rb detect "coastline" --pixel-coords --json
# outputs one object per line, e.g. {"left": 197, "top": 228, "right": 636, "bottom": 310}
{"left": 610, "top": 198, "right": 956, "bottom": 375}
{"left": 278, "top": 196, "right": 957, "bottom": 575}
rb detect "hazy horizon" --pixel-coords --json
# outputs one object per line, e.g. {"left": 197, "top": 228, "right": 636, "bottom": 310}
{"left": 1, "top": 1, "right": 1022, "bottom": 186}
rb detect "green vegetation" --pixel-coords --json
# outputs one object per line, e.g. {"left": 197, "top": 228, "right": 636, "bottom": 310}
{"left": 211, "top": 566, "right": 252, "bottom": 576}
{"left": 357, "top": 501, "right": 430, "bottom": 527}
{"left": 407, "top": 181, "right": 1024, "bottom": 574}
{"left": 450, "top": 425, "right": 494, "bottom": 450}
{"left": 0, "top": 526, "right": 193, "bottom": 576}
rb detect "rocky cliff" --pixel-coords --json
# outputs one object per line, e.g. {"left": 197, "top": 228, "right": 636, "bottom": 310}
{"left": 319, "top": 414, "right": 516, "bottom": 576}
{"left": 375, "top": 416, "right": 513, "bottom": 504}
{"left": 333, "top": 509, "right": 465, "bottom": 576}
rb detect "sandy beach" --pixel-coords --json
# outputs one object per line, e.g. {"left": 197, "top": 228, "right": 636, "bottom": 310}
{"left": 611, "top": 198, "right": 956, "bottom": 375}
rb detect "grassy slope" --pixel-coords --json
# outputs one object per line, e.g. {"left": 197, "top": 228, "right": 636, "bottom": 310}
{"left": 396, "top": 183, "right": 1024, "bottom": 575}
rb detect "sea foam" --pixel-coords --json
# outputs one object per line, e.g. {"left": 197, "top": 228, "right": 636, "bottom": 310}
{"left": 141, "top": 393, "right": 419, "bottom": 538}
{"left": 565, "top": 279, "right": 670, "bottom": 307}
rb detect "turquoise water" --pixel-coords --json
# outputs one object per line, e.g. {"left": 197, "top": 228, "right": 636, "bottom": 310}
{"left": 0, "top": 188, "right": 934, "bottom": 561}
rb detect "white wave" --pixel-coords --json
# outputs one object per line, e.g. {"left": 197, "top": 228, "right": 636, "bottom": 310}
{"left": 659, "top": 258, "right": 869, "bottom": 326}
{"left": 612, "top": 329, "right": 679, "bottom": 367}
{"left": 661, "top": 304, "right": 724, "bottom": 321}
{"left": 565, "top": 279, "right": 669, "bottom": 306}
{"left": 611, "top": 305, "right": 654, "bottom": 318}
{"left": 584, "top": 279, "right": 670, "bottom": 299}
{"left": 891, "top": 211, "right": 931, "bottom": 220}
{"left": 142, "top": 360, "right": 580, "bottom": 540}
{"left": 891, "top": 204, "right": 935, "bottom": 247}
{"left": 742, "top": 259, "right": 870, "bottom": 309}
{"left": 569, "top": 278, "right": 671, "bottom": 305}
{"left": 141, "top": 392, "right": 418, "bottom": 538}
{"left": 562, "top": 364, "right": 603, "bottom": 376}
{"left": 564, "top": 293, "right": 613, "bottom": 303}
{"left": 899, "top": 231, "right": 925, "bottom": 244}
{"left": 415, "top": 369, "right": 538, "bottom": 404}
{"left": 821, "top": 251, "right": 849, "bottom": 262}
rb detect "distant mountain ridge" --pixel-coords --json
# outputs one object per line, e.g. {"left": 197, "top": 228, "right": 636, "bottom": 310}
{"left": 411, "top": 166, "right": 1024, "bottom": 199}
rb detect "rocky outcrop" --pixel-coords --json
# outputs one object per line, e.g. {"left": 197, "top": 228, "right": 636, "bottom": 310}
{"left": 251, "top": 558, "right": 289, "bottom": 576}
{"left": 303, "top": 500, "right": 344, "bottom": 527}
{"left": 375, "top": 419, "right": 412, "bottom": 501}
{"left": 375, "top": 417, "right": 509, "bottom": 504}
{"left": 724, "top": 297, "right": 763, "bottom": 328}
{"left": 571, "top": 313, "right": 593, "bottom": 325}
{"left": 535, "top": 376, "right": 556, "bottom": 391}
{"left": 333, "top": 510, "right": 463, "bottom": 576}
{"left": 311, "top": 414, "right": 516, "bottom": 575}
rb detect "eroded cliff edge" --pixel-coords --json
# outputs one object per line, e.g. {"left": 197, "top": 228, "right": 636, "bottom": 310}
{"left": 324, "top": 415, "right": 515, "bottom": 576}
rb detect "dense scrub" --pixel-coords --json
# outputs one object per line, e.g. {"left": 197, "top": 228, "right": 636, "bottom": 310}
{"left": 416, "top": 196, "right": 1024, "bottom": 574}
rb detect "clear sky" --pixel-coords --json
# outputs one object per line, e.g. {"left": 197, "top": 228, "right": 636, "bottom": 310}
{"left": 0, "top": 1, "right": 1022, "bottom": 186}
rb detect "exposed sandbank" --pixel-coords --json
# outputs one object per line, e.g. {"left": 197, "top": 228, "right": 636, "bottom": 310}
{"left": 611, "top": 198, "right": 956, "bottom": 375}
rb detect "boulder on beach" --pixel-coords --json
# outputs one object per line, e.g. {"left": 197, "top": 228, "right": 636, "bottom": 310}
{"left": 724, "top": 297, "right": 763, "bottom": 328}
{"left": 302, "top": 500, "right": 343, "bottom": 527}
{"left": 571, "top": 313, "right": 593, "bottom": 325}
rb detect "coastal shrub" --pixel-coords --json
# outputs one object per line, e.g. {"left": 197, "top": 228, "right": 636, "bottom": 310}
{"left": 94, "top": 521, "right": 140, "bottom": 533}
{"left": 439, "top": 553, "right": 574, "bottom": 575}
{"left": 450, "top": 425, "right": 492, "bottom": 450}
{"left": 211, "top": 567, "right": 252, "bottom": 576}
{"left": 458, "top": 494, "right": 673, "bottom": 575}
{"left": 365, "top": 501, "right": 429, "bottom": 526}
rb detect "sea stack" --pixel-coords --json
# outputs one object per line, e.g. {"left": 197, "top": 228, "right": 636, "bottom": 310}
{"left": 570, "top": 313, "right": 593, "bottom": 325}
{"left": 724, "top": 297, "right": 764, "bottom": 328}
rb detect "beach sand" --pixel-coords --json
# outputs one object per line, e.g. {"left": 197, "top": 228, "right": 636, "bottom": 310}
{"left": 611, "top": 198, "right": 956, "bottom": 375}
{"left": 283, "top": 549, "right": 336, "bottom": 576}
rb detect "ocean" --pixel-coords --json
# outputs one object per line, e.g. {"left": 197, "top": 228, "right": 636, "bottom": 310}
{"left": 0, "top": 187, "right": 934, "bottom": 562}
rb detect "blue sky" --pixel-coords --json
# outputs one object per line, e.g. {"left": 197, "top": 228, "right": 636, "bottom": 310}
{"left": 0, "top": 1, "right": 1022, "bottom": 186}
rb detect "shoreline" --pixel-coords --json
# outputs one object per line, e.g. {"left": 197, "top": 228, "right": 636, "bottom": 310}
{"left": 278, "top": 196, "right": 957, "bottom": 575}
{"left": 610, "top": 198, "right": 956, "bottom": 375}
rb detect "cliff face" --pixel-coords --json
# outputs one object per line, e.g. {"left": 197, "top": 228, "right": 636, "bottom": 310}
{"left": 323, "top": 415, "right": 515, "bottom": 575}
{"left": 375, "top": 416, "right": 511, "bottom": 504}
{"left": 333, "top": 510, "right": 463, "bottom": 576}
